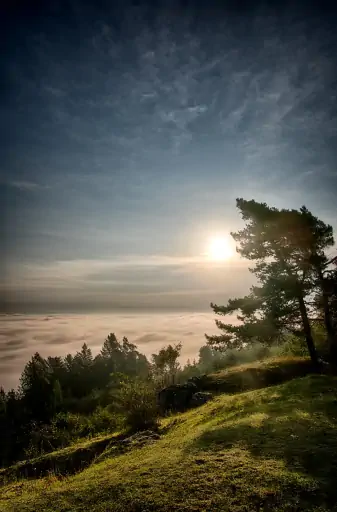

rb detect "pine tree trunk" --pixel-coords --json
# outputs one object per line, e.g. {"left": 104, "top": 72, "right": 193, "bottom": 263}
{"left": 277, "top": 252, "right": 320, "bottom": 368}
{"left": 320, "top": 273, "right": 337, "bottom": 364}
{"left": 323, "top": 294, "right": 337, "bottom": 364}
{"left": 297, "top": 294, "right": 320, "bottom": 369}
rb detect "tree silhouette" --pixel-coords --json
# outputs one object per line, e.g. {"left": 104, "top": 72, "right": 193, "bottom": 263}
{"left": 20, "top": 352, "right": 56, "bottom": 422}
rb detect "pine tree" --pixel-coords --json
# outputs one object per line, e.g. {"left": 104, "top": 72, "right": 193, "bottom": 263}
{"left": 206, "top": 199, "right": 335, "bottom": 368}
{"left": 19, "top": 352, "right": 54, "bottom": 421}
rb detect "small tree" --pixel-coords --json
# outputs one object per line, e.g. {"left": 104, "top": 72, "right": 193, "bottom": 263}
{"left": 71, "top": 343, "right": 94, "bottom": 397}
{"left": 151, "top": 343, "right": 182, "bottom": 386}
{"left": 177, "top": 359, "right": 201, "bottom": 382}
{"left": 96, "top": 333, "right": 150, "bottom": 387}
{"left": 115, "top": 377, "right": 159, "bottom": 432}
{"left": 19, "top": 352, "right": 55, "bottom": 422}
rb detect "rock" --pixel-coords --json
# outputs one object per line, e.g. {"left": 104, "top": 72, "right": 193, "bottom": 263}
{"left": 121, "top": 430, "right": 160, "bottom": 448}
{"left": 189, "top": 392, "right": 213, "bottom": 408}
{"left": 157, "top": 382, "right": 197, "bottom": 412}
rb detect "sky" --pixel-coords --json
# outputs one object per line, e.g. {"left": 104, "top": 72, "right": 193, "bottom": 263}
{"left": 1, "top": 0, "right": 337, "bottom": 313}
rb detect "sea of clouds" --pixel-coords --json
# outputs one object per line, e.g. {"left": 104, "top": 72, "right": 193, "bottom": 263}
{"left": 0, "top": 311, "right": 218, "bottom": 390}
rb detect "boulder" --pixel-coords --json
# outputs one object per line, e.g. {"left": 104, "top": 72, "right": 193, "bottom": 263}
{"left": 157, "top": 382, "right": 197, "bottom": 412}
{"left": 189, "top": 392, "right": 213, "bottom": 408}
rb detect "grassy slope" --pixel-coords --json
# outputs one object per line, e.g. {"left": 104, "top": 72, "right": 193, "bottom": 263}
{"left": 2, "top": 369, "right": 337, "bottom": 511}
{"left": 0, "top": 357, "right": 313, "bottom": 486}
{"left": 0, "top": 432, "right": 124, "bottom": 485}
{"left": 200, "top": 356, "right": 315, "bottom": 393}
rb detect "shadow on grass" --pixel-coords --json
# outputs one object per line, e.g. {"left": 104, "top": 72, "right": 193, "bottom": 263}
{"left": 188, "top": 375, "right": 337, "bottom": 507}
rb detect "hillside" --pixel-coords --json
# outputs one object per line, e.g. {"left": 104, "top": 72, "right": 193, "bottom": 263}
{"left": 1, "top": 361, "right": 337, "bottom": 511}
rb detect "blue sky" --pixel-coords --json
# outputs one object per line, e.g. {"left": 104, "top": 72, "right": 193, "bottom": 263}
{"left": 1, "top": 0, "right": 337, "bottom": 312}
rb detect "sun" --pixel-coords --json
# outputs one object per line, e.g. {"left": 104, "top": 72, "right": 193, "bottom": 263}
{"left": 207, "top": 236, "right": 234, "bottom": 261}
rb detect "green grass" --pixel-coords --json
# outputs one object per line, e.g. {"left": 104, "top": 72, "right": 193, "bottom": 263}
{"left": 200, "top": 355, "right": 316, "bottom": 393}
{"left": 0, "top": 431, "right": 124, "bottom": 485}
{"left": 2, "top": 357, "right": 311, "bottom": 485}
{"left": 1, "top": 369, "right": 337, "bottom": 511}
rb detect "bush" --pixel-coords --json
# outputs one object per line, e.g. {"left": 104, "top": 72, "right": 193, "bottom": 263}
{"left": 116, "top": 378, "right": 159, "bottom": 432}
{"left": 24, "top": 421, "right": 72, "bottom": 459}
{"left": 312, "top": 323, "right": 330, "bottom": 358}
{"left": 52, "top": 412, "right": 91, "bottom": 437}
{"left": 24, "top": 413, "right": 93, "bottom": 458}
{"left": 53, "top": 408, "right": 119, "bottom": 439}
{"left": 62, "top": 391, "right": 102, "bottom": 415}
{"left": 276, "top": 326, "right": 328, "bottom": 360}
{"left": 88, "top": 407, "right": 121, "bottom": 434}
{"left": 277, "top": 334, "right": 308, "bottom": 357}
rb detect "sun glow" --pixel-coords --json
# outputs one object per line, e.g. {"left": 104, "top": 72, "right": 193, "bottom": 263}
{"left": 207, "top": 236, "right": 234, "bottom": 261}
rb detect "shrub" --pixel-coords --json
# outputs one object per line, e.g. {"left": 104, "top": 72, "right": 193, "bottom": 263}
{"left": 88, "top": 406, "right": 121, "bottom": 434}
{"left": 62, "top": 391, "right": 102, "bottom": 415}
{"left": 52, "top": 412, "right": 91, "bottom": 437}
{"left": 277, "top": 334, "right": 308, "bottom": 357}
{"left": 24, "top": 421, "right": 72, "bottom": 459}
{"left": 116, "top": 378, "right": 159, "bottom": 432}
{"left": 53, "top": 408, "right": 120, "bottom": 439}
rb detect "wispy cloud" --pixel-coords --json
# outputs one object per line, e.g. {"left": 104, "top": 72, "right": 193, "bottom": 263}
{"left": 43, "top": 85, "right": 67, "bottom": 97}
{"left": 7, "top": 180, "right": 49, "bottom": 192}
{"left": 7, "top": 6, "right": 335, "bottom": 193}
{"left": 3, "top": 253, "right": 248, "bottom": 286}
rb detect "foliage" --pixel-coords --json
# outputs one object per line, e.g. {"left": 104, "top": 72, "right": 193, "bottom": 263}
{"left": 278, "top": 324, "right": 329, "bottom": 359}
{"left": 176, "top": 358, "right": 201, "bottom": 383}
{"left": 20, "top": 353, "right": 58, "bottom": 422}
{"left": 23, "top": 408, "right": 121, "bottom": 460}
{"left": 277, "top": 333, "right": 309, "bottom": 357}
{"left": 96, "top": 334, "right": 150, "bottom": 387}
{"left": 314, "top": 268, "right": 337, "bottom": 356}
{"left": 115, "top": 377, "right": 160, "bottom": 432}
{"left": 151, "top": 342, "right": 182, "bottom": 386}
{"left": 0, "top": 333, "right": 151, "bottom": 468}
{"left": 0, "top": 326, "right": 323, "bottom": 468}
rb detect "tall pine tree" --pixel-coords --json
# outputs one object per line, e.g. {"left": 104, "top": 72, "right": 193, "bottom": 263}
{"left": 206, "top": 199, "right": 335, "bottom": 368}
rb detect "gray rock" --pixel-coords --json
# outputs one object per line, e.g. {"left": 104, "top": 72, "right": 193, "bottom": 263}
{"left": 157, "top": 382, "right": 197, "bottom": 412}
{"left": 189, "top": 392, "right": 213, "bottom": 408}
